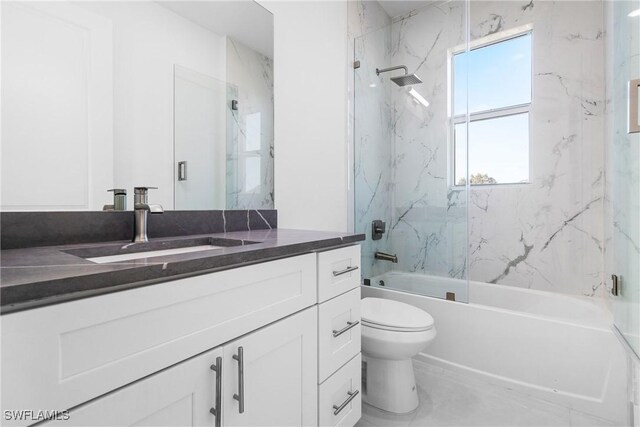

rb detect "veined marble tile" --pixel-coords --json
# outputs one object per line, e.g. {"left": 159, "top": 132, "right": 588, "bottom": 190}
{"left": 466, "top": 1, "right": 605, "bottom": 297}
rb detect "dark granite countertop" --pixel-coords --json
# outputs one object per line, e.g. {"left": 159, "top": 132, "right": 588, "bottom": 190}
{"left": 1, "top": 229, "right": 365, "bottom": 314}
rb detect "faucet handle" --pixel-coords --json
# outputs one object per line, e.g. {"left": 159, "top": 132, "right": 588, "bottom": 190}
{"left": 134, "top": 187, "right": 157, "bottom": 197}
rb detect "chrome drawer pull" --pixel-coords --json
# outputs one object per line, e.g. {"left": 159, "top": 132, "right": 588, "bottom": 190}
{"left": 232, "top": 347, "right": 245, "bottom": 413}
{"left": 332, "top": 266, "right": 359, "bottom": 276}
{"left": 332, "top": 320, "right": 360, "bottom": 337}
{"left": 209, "top": 356, "right": 222, "bottom": 427}
{"left": 333, "top": 390, "right": 360, "bottom": 415}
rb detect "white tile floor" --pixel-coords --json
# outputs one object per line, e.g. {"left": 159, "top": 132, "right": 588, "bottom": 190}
{"left": 355, "top": 360, "right": 621, "bottom": 427}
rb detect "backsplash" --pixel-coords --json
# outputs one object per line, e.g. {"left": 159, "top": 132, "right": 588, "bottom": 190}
{"left": 0, "top": 210, "right": 277, "bottom": 250}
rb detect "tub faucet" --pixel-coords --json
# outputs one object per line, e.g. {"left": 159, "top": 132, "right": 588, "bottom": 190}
{"left": 133, "top": 187, "right": 164, "bottom": 243}
{"left": 375, "top": 251, "right": 398, "bottom": 263}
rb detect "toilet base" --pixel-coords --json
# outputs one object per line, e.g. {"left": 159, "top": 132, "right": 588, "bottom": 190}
{"left": 361, "top": 353, "right": 419, "bottom": 414}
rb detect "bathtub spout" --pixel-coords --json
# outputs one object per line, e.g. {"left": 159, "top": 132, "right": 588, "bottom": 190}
{"left": 375, "top": 252, "right": 398, "bottom": 263}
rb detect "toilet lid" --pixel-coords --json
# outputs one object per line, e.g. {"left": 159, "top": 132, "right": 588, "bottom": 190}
{"left": 361, "top": 298, "right": 434, "bottom": 331}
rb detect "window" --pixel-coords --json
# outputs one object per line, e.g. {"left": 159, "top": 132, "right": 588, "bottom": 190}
{"left": 452, "top": 32, "right": 532, "bottom": 186}
{"left": 241, "top": 112, "right": 262, "bottom": 192}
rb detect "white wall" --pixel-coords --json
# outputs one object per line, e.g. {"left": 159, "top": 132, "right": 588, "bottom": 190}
{"left": 77, "top": 2, "right": 227, "bottom": 210}
{"left": 1, "top": 2, "right": 113, "bottom": 211}
{"left": 260, "top": 1, "right": 349, "bottom": 232}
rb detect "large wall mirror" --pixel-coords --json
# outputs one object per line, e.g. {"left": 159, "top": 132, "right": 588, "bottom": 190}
{"left": 1, "top": 0, "right": 274, "bottom": 211}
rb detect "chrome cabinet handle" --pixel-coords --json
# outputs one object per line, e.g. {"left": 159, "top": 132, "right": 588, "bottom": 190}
{"left": 332, "top": 321, "right": 360, "bottom": 337}
{"left": 332, "top": 266, "right": 359, "bottom": 277}
{"left": 333, "top": 390, "right": 360, "bottom": 415}
{"left": 232, "top": 347, "right": 245, "bottom": 414}
{"left": 209, "top": 357, "right": 222, "bottom": 427}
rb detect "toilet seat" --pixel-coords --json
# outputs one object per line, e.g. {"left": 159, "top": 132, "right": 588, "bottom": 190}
{"left": 361, "top": 298, "right": 434, "bottom": 332}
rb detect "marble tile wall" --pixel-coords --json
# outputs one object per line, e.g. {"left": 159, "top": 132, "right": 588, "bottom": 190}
{"left": 465, "top": 1, "right": 606, "bottom": 297}
{"left": 225, "top": 38, "right": 274, "bottom": 210}
{"left": 353, "top": 0, "right": 608, "bottom": 298}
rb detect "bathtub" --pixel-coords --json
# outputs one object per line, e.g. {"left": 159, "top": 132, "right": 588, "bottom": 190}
{"left": 363, "top": 272, "right": 627, "bottom": 424}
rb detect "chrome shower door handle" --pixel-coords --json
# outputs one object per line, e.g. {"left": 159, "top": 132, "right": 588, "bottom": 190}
{"left": 209, "top": 356, "right": 222, "bottom": 427}
{"left": 333, "top": 390, "right": 360, "bottom": 415}
{"left": 629, "top": 79, "right": 640, "bottom": 134}
{"left": 611, "top": 274, "right": 620, "bottom": 296}
{"left": 232, "top": 347, "right": 245, "bottom": 413}
{"left": 178, "top": 161, "right": 188, "bottom": 181}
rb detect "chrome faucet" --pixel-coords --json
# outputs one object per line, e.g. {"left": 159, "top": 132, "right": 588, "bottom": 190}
{"left": 133, "top": 187, "right": 164, "bottom": 243}
{"left": 374, "top": 251, "right": 398, "bottom": 263}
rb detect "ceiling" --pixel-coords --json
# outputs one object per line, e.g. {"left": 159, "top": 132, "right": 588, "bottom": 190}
{"left": 158, "top": 1, "right": 273, "bottom": 58}
{"left": 376, "top": 0, "right": 440, "bottom": 19}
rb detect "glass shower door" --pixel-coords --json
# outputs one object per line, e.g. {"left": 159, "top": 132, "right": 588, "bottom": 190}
{"left": 353, "top": 1, "right": 469, "bottom": 302}
{"left": 611, "top": 0, "right": 640, "bottom": 356}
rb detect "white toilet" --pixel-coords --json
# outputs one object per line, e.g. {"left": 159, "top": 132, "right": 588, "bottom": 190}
{"left": 361, "top": 297, "right": 436, "bottom": 414}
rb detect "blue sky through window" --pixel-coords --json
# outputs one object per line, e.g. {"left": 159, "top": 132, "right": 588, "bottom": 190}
{"left": 453, "top": 33, "right": 531, "bottom": 185}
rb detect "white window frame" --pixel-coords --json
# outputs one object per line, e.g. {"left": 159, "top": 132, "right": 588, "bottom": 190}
{"left": 449, "top": 24, "right": 533, "bottom": 188}
{"left": 238, "top": 111, "right": 263, "bottom": 194}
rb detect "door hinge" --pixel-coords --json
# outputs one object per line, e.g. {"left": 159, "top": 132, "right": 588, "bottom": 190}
{"left": 353, "top": 60, "right": 361, "bottom": 69}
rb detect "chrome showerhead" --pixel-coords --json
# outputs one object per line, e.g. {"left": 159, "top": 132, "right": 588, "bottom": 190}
{"left": 376, "top": 65, "right": 422, "bottom": 87}
{"left": 390, "top": 73, "right": 422, "bottom": 86}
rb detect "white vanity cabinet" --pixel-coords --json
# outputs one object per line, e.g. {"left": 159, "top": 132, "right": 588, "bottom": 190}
{"left": 1, "top": 244, "right": 362, "bottom": 427}
{"left": 43, "top": 308, "right": 318, "bottom": 427}
{"left": 316, "top": 246, "right": 362, "bottom": 427}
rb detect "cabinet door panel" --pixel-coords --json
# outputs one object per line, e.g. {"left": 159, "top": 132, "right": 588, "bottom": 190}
{"left": 223, "top": 308, "right": 318, "bottom": 427}
{"left": 43, "top": 347, "right": 223, "bottom": 427}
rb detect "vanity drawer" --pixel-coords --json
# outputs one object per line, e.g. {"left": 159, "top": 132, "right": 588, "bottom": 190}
{"left": 319, "top": 354, "right": 362, "bottom": 427}
{"left": 317, "top": 245, "right": 361, "bottom": 303}
{"left": 318, "top": 287, "right": 361, "bottom": 383}
{"left": 1, "top": 254, "right": 316, "bottom": 425}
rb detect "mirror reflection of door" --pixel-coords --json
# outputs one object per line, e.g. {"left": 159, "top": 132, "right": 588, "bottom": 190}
{"left": 175, "top": 37, "right": 275, "bottom": 211}
{"left": 174, "top": 66, "right": 227, "bottom": 210}
{"left": 1, "top": 1, "right": 274, "bottom": 211}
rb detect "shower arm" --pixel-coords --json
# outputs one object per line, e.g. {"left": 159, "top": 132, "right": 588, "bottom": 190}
{"left": 376, "top": 65, "right": 409, "bottom": 76}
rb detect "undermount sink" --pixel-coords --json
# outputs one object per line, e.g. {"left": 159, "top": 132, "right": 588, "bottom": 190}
{"left": 64, "top": 237, "right": 260, "bottom": 264}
